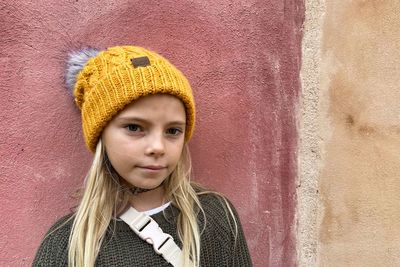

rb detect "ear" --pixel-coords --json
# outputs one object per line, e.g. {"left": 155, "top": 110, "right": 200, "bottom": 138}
{"left": 65, "top": 47, "right": 99, "bottom": 92}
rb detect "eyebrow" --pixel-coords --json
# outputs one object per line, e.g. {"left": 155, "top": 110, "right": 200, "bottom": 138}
{"left": 116, "top": 116, "right": 186, "bottom": 126}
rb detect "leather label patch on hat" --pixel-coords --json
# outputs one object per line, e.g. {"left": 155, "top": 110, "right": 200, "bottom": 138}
{"left": 131, "top": 56, "right": 150, "bottom": 68}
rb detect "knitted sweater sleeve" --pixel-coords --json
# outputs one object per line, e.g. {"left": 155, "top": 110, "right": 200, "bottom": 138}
{"left": 227, "top": 199, "right": 253, "bottom": 267}
{"left": 32, "top": 215, "right": 72, "bottom": 267}
{"left": 200, "top": 193, "right": 253, "bottom": 267}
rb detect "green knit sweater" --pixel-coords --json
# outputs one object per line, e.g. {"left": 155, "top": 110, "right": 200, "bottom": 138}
{"left": 33, "top": 193, "right": 252, "bottom": 266}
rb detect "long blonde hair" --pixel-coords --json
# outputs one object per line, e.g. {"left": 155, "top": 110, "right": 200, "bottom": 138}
{"left": 68, "top": 139, "right": 206, "bottom": 267}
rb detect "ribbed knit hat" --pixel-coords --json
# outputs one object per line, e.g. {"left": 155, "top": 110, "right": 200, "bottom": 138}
{"left": 66, "top": 46, "right": 195, "bottom": 152}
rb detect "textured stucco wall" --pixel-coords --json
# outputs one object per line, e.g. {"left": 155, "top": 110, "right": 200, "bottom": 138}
{"left": 0, "top": 1, "right": 303, "bottom": 266}
{"left": 299, "top": 0, "right": 400, "bottom": 266}
{"left": 318, "top": 1, "right": 400, "bottom": 265}
{"left": 297, "top": 0, "right": 325, "bottom": 265}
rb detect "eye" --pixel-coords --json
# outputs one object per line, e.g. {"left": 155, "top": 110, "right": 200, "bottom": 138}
{"left": 166, "top": 127, "right": 183, "bottom": 136}
{"left": 126, "top": 124, "right": 142, "bottom": 132}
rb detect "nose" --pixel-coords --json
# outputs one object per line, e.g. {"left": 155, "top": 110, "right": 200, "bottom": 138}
{"left": 145, "top": 132, "right": 165, "bottom": 157}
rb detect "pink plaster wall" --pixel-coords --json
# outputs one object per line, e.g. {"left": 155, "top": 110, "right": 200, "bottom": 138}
{"left": 0, "top": 1, "right": 303, "bottom": 266}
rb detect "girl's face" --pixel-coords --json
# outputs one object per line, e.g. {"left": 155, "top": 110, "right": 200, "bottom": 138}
{"left": 102, "top": 94, "right": 186, "bottom": 190}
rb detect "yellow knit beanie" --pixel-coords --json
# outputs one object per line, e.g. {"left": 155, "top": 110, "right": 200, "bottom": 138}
{"left": 66, "top": 46, "right": 195, "bottom": 152}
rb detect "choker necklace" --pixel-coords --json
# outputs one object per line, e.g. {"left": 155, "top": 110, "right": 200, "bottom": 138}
{"left": 129, "top": 182, "right": 164, "bottom": 195}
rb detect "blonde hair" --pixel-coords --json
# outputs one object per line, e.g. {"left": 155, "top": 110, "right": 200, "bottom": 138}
{"left": 67, "top": 139, "right": 238, "bottom": 267}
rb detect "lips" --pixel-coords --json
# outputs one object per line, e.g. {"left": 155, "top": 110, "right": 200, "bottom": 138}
{"left": 138, "top": 165, "right": 166, "bottom": 170}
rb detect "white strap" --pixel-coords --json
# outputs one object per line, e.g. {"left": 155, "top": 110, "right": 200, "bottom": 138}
{"left": 120, "top": 206, "right": 191, "bottom": 267}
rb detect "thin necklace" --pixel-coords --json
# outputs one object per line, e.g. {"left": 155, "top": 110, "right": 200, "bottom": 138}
{"left": 129, "top": 182, "right": 164, "bottom": 195}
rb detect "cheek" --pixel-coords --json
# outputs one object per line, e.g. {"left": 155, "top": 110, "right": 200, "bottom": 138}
{"left": 104, "top": 142, "right": 135, "bottom": 174}
{"left": 103, "top": 130, "right": 133, "bottom": 160}
{"left": 170, "top": 143, "right": 184, "bottom": 164}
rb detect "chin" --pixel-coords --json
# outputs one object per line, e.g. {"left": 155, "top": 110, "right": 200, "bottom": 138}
{"left": 129, "top": 178, "right": 165, "bottom": 190}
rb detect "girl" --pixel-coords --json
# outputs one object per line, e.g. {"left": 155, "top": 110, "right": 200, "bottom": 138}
{"left": 33, "top": 45, "right": 252, "bottom": 267}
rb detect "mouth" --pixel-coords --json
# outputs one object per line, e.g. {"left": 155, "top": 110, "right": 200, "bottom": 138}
{"left": 138, "top": 165, "right": 167, "bottom": 171}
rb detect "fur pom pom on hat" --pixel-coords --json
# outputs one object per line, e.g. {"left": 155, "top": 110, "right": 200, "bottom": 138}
{"left": 65, "top": 48, "right": 99, "bottom": 93}
{"left": 66, "top": 45, "right": 195, "bottom": 152}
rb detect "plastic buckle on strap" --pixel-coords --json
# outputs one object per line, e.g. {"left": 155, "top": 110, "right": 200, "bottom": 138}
{"left": 126, "top": 212, "right": 150, "bottom": 235}
{"left": 119, "top": 207, "right": 188, "bottom": 266}
{"left": 158, "top": 237, "right": 180, "bottom": 259}
{"left": 139, "top": 218, "right": 173, "bottom": 255}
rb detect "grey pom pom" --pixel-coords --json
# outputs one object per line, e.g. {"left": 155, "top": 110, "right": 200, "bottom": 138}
{"left": 65, "top": 47, "right": 100, "bottom": 92}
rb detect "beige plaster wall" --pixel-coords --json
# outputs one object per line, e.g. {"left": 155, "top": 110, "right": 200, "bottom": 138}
{"left": 298, "top": 0, "right": 325, "bottom": 265}
{"left": 300, "top": 1, "right": 400, "bottom": 266}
